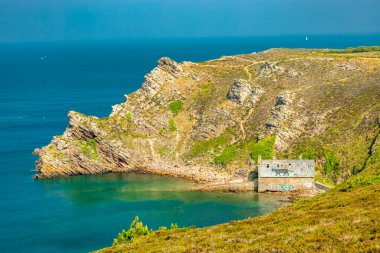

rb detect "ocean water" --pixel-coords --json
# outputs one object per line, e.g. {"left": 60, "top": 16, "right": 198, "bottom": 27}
{"left": 0, "top": 35, "right": 379, "bottom": 253}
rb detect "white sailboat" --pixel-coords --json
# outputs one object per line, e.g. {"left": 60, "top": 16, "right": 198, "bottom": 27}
{"left": 305, "top": 36, "right": 308, "bottom": 41}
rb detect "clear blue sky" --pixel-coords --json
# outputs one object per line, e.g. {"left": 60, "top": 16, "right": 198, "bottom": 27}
{"left": 0, "top": 0, "right": 379, "bottom": 42}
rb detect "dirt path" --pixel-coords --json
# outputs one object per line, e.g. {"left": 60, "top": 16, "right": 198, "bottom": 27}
{"left": 239, "top": 107, "right": 255, "bottom": 140}
{"left": 244, "top": 63, "right": 256, "bottom": 81}
{"left": 148, "top": 139, "right": 157, "bottom": 158}
{"left": 174, "top": 130, "right": 181, "bottom": 162}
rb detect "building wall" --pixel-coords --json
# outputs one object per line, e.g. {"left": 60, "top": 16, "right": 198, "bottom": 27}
{"left": 257, "top": 159, "right": 315, "bottom": 192}
{"left": 258, "top": 159, "right": 314, "bottom": 178}
{"left": 258, "top": 177, "right": 315, "bottom": 192}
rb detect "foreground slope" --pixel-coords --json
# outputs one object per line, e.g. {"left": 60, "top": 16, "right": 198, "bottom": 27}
{"left": 34, "top": 47, "right": 380, "bottom": 187}
{"left": 97, "top": 165, "right": 380, "bottom": 253}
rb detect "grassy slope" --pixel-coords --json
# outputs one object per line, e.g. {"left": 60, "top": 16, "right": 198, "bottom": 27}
{"left": 97, "top": 167, "right": 379, "bottom": 253}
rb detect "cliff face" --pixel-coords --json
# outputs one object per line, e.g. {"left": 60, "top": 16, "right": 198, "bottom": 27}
{"left": 34, "top": 48, "right": 380, "bottom": 186}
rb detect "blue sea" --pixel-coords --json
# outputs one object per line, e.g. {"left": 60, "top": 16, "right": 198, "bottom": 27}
{"left": 1, "top": 35, "right": 379, "bottom": 253}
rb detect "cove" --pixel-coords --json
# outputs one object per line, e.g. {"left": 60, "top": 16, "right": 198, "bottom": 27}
{"left": 38, "top": 173, "right": 288, "bottom": 252}
{"left": 2, "top": 36, "right": 380, "bottom": 253}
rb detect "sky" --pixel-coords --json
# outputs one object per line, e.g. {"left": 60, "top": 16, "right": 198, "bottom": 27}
{"left": 0, "top": 0, "right": 379, "bottom": 42}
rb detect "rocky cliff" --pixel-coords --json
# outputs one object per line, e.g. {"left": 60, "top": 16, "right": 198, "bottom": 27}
{"left": 34, "top": 47, "right": 380, "bottom": 187}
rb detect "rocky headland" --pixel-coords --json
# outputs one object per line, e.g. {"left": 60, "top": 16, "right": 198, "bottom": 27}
{"left": 34, "top": 47, "right": 380, "bottom": 191}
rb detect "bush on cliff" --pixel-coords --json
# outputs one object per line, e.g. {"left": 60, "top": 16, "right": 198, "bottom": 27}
{"left": 323, "top": 152, "right": 340, "bottom": 177}
{"left": 112, "top": 216, "right": 150, "bottom": 246}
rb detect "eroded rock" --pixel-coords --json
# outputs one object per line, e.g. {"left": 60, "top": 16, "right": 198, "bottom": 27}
{"left": 141, "top": 57, "right": 183, "bottom": 97}
{"left": 227, "top": 79, "right": 264, "bottom": 105}
{"left": 227, "top": 79, "right": 252, "bottom": 105}
{"left": 258, "top": 62, "right": 285, "bottom": 78}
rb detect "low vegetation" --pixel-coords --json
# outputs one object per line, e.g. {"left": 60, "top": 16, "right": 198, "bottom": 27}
{"left": 112, "top": 217, "right": 150, "bottom": 246}
{"left": 97, "top": 166, "right": 380, "bottom": 253}
{"left": 214, "top": 145, "right": 237, "bottom": 165}
{"left": 186, "top": 134, "right": 230, "bottom": 158}
{"left": 112, "top": 216, "right": 196, "bottom": 247}
{"left": 168, "top": 119, "right": 177, "bottom": 131}
{"left": 328, "top": 46, "right": 380, "bottom": 54}
{"left": 125, "top": 112, "right": 132, "bottom": 122}
{"left": 251, "top": 136, "right": 275, "bottom": 163}
{"left": 79, "top": 139, "right": 98, "bottom": 160}
{"left": 168, "top": 100, "right": 183, "bottom": 115}
{"left": 323, "top": 151, "right": 340, "bottom": 181}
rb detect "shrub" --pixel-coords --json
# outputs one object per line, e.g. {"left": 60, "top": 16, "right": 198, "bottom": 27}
{"left": 168, "top": 100, "right": 183, "bottom": 115}
{"left": 125, "top": 112, "right": 132, "bottom": 122}
{"left": 251, "top": 136, "right": 276, "bottom": 163}
{"left": 324, "top": 152, "right": 340, "bottom": 175}
{"left": 352, "top": 164, "right": 361, "bottom": 175}
{"left": 168, "top": 119, "right": 177, "bottom": 131}
{"left": 112, "top": 216, "right": 150, "bottom": 246}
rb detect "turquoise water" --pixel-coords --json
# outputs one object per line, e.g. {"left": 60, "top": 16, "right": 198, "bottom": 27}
{"left": 1, "top": 35, "right": 379, "bottom": 253}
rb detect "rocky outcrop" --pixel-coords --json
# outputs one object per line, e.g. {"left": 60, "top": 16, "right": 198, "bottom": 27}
{"left": 157, "top": 57, "right": 183, "bottom": 75}
{"left": 249, "top": 86, "right": 264, "bottom": 105}
{"left": 227, "top": 79, "right": 252, "bottom": 105}
{"left": 287, "top": 69, "right": 300, "bottom": 77}
{"left": 258, "top": 62, "right": 285, "bottom": 78}
{"left": 266, "top": 91, "right": 295, "bottom": 127}
{"left": 141, "top": 57, "right": 183, "bottom": 97}
{"left": 264, "top": 91, "right": 308, "bottom": 151}
{"left": 227, "top": 79, "right": 264, "bottom": 105}
{"left": 274, "top": 91, "right": 294, "bottom": 107}
{"left": 193, "top": 109, "right": 233, "bottom": 139}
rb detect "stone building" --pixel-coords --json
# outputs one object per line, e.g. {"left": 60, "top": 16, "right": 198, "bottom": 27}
{"left": 257, "top": 156, "right": 315, "bottom": 192}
